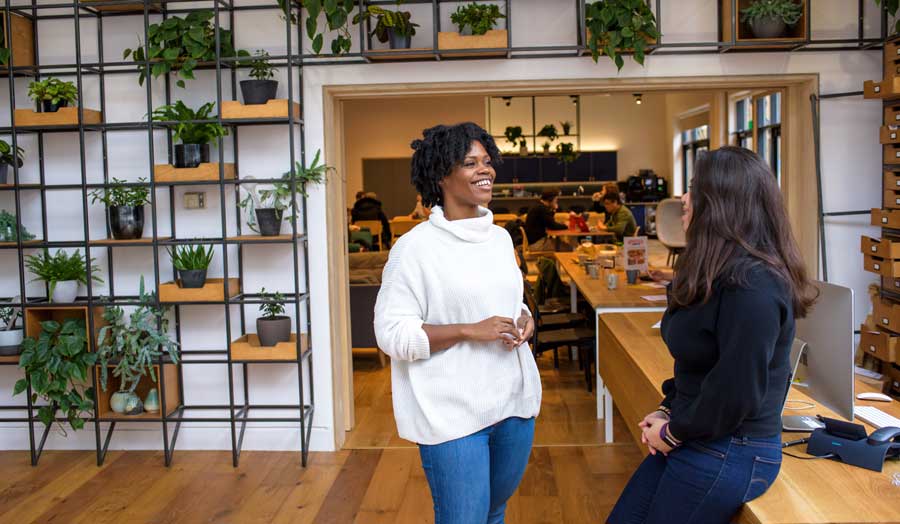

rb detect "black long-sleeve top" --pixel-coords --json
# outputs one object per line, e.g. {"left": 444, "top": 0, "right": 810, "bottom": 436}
{"left": 660, "top": 265, "right": 794, "bottom": 442}
{"left": 524, "top": 203, "right": 567, "bottom": 243}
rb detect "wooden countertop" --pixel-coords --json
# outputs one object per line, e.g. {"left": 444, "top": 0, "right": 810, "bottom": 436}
{"left": 555, "top": 252, "right": 668, "bottom": 310}
{"left": 598, "top": 311, "right": 900, "bottom": 524}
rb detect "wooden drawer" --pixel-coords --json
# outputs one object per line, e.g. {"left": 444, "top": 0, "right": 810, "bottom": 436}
{"left": 859, "top": 326, "right": 899, "bottom": 363}
{"left": 886, "top": 105, "right": 900, "bottom": 125}
{"left": 872, "top": 208, "right": 900, "bottom": 228}
{"left": 882, "top": 276, "right": 900, "bottom": 295}
{"left": 865, "top": 79, "right": 900, "bottom": 100}
{"left": 886, "top": 40, "right": 900, "bottom": 78}
{"left": 862, "top": 236, "right": 900, "bottom": 259}
{"left": 887, "top": 190, "right": 900, "bottom": 210}
{"left": 888, "top": 365, "right": 900, "bottom": 395}
{"left": 886, "top": 170, "right": 900, "bottom": 190}
{"left": 873, "top": 299, "right": 900, "bottom": 333}
{"left": 865, "top": 254, "right": 900, "bottom": 278}
{"left": 882, "top": 126, "right": 900, "bottom": 145}
{"left": 884, "top": 145, "right": 900, "bottom": 165}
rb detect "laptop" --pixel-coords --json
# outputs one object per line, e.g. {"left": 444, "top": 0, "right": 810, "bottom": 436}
{"left": 782, "top": 339, "right": 825, "bottom": 432}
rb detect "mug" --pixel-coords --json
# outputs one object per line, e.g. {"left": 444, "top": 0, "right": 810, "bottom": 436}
{"left": 607, "top": 272, "right": 618, "bottom": 290}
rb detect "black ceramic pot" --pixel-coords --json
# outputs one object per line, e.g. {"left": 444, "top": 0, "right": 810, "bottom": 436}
{"left": 178, "top": 269, "right": 208, "bottom": 289}
{"left": 42, "top": 100, "right": 68, "bottom": 113}
{"left": 255, "top": 208, "right": 283, "bottom": 236}
{"left": 173, "top": 144, "right": 210, "bottom": 169}
{"left": 257, "top": 316, "right": 291, "bottom": 347}
{"left": 240, "top": 80, "right": 278, "bottom": 105}
{"left": 109, "top": 205, "right": 145, "bottom": 240}
{"left": 388, "top": 29, "right": 411, "bottom": 49}
{"left": 750, "top": 16, "right": 787, "bottom": 39}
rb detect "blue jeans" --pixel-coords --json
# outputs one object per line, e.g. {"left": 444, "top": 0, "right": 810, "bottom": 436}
{"left": 608, "top": 435, "right": 782, "bottom": 524}
{"left": 418, "top": 416, "right": 535, "bottom": 524}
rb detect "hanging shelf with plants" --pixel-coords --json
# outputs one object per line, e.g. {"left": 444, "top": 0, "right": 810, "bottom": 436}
{"left": 221, "top": 50, "right": 301, "bottom": 121}
{"left": 356, "top": 1, "right": 426, "bottom": 59}
{"left": 441, "top": 1, "right": 508, "bottom": 57}
{"left": 16, "top": 78, "right": 101, "bottom": 127}
{"left": 151, "top": 101, "right": 232, "bottom": 181}
{"left": 721, "top": 0, "right": 808, "bottom": 49}
{"left": 584, "top": 0, "right": 660, "bottom": 71}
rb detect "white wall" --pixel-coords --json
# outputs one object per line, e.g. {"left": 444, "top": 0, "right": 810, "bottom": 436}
{"left": 0, "top": 0, "right": 885, "bottom": 452}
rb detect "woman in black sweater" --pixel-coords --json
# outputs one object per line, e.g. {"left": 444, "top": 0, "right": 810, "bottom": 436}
{"left": 608, "top": 147, "right": 817, "bottom": 524}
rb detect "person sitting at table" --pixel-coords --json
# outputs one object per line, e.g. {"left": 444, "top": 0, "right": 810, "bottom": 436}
{"left": 352, "top": 191, "right": 392, "bottom": 250}
{"left": 409, "top": 193, "right": 431, "bottom": 219}
{"left": 607, "top": 146, "right": 818, "bottom": 524}
{"left": 595, "top": 191, "right": 636, "bottom": 241}
{"left": 524, "top": 189, "right": 569, "bottom": 251}
{"left": 591, "top": 182, "right": 621, "bottom": 214}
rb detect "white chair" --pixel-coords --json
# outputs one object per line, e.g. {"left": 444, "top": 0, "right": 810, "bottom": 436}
{"left": 656, "top": 198, "right": 687, "bottom": 267}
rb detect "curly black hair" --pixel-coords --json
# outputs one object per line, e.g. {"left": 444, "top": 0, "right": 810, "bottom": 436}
{"left": 410, "top": 122, "right": 502, "bottom": 207}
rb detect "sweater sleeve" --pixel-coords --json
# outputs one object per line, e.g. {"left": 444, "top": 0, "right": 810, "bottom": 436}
{"left": 605, "top": 208, "right": 630, "bottom": 237}
{"left": 660, "top": 378, "right": 676, "bottom": 410}
{"left": 373, "top": 242, "right": 431, "bottom": 362}
{"left": 667, "top": 287, "right": 782, "bottom": 441}
{"left": 544, "top": 207, "right": 568, "bottom": 230}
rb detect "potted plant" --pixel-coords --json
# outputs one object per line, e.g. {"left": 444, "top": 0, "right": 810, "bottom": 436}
{"left": 504, "top": 126, "right": 528, "bottom": 155}
{"left": 0, "top": 139, "right": 24, "bottom": 184}
{"left": 538, "top": 124, "right": 558, "bottom": 154}
{"left": 90, "top": 178, "right": 151, "bottom": 240}
{"left": 151, "top": 101, "right": 228, "bottom": 169}
{"left": 123, "top": 11, "right": 248, "bottom": 89}
{"left": 241, "top": 50, "right": 278, "bottom": 105}
{"left": 97, "top": 276, "right": 179, "bottom": 415}
{"left": 0, "top": 210, "right": 35, "bottom": 242}
{"left": 13, "top": 317, "right": 96, "bottom": 433}
{"left": 25, "top": 249, "right": 102, "bottom": 303}
{"left": 740, "top": 0, "right": 803, "bottom": 39}
{"left": 0, "top": 299, "right": 23, "bottom": 356}
{"left": 257, "top": 288, "right": 290, "bottom": 347}
{"left": 354, "top": 1, "right": 419, "bottom": 49}
{"left": 585, "top": 0, "right": 659, "bottom": 71}
{"left": 238, "top": 150, "right": 332, "bottom": 235}
{"left": 27, "top": 77, "right": 78, "bottom": 113}
{"left": 450, "top": 2, "right": 506, "bottom": 36}
{"left": 167, "top": 244, "right": 214, "bottom": 288}
{"left": 560, "top": 120, "right": 573, "bottom": 135}
{"left": 556, "top": 142, "right": 579, "bottom": 165}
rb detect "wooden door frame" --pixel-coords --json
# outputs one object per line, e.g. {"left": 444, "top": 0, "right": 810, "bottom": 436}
{"left": 323, "top": 74, "right": 819, "bottom": 449}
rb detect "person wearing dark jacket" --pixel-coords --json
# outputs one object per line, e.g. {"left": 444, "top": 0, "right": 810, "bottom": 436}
{"left": 351, "top": 192, "right": 392, "bottom": 249}
{"left": 524, "top": 189, "right": 568, "bottom": 251}
{"left": 608, "top": 147, "right": 818, "bottom": 524}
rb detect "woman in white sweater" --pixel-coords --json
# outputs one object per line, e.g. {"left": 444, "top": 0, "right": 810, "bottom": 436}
{"left": 374, "top": 123, "right": 542, "bottom": 524}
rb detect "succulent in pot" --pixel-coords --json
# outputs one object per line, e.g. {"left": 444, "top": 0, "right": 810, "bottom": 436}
{"left": 167, "top": 243, "right": 214, "bottom": 288}
{"left": 151, "top": 101, "right": 228, "bottom": 169}
{"left": 354, "top": 1, "right": 419, "bottom": 49}
{"left": 0, "top": 299, "right": 23, "bottom": 356}
{"left": 27, "top": 77, "right": 78, "bottom": 113}
{"left": 97, "top": 276, "right": 179, "bottom": 415}
{"left": 0, "top": 139, "right": 25, "bottom": 185}
{"left": 25, "top": 249, "right": 103, "bottom": 303}
{"left": 256, "top": 288, "right": 290, "bottom": 347}
{"left": 740, "top": 0, "right": 803, "bottom": 39}
{"left": 241, "top": 50, "right": 278, "bottom": 105}
{"left": 90, "top": 178, "right": 151, "bottom": 240}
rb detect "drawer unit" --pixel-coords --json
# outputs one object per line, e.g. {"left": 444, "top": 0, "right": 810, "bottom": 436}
{"left": 873, "top": 208, "right": 900, "bottom": 229}
{"left": 886, "top": 190, "right": 900, "bottom": 209}
{"left": 881, "top": 126, "right": 900, "bottom": 144}
{"left": 859, "top": 326, "right": 899, "bottom": 363}
{"left": 864, "top": 254, "right": 900, "bottom": 278}
{"left": 884, "top": 144, "right": 900, "bottom": 165}
{"left": 885, "top": 105, "right": 900, "bottom": 125}
{"left": 885, "top": 170, "right": 900, "bottom": 190}
{"left": 862, "top": 236, "right": 900, "bottom": 259}
{"left": 873, "top": 298, "right": 900, "bottom": 333}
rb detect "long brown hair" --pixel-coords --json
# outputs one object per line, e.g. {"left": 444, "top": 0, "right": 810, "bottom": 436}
{"left": 671, "top": 146, "right": 817, "bottom": 317}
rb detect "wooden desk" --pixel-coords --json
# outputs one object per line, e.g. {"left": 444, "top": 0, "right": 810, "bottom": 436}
{"left": 546, "top": 228, "right": 617, "bottom": 245}
{"left": 598, "top": 311, "right": 900, "bottom": 524}
{"left": 555, "top": 252, "right": 667, "bottom": 441}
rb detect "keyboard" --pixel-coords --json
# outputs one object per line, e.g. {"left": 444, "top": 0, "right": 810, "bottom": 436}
{"left": 855, "top": 405, "right": 900, "bottom": 429}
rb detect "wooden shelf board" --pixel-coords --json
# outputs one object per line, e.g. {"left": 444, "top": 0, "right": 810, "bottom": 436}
{"left": 153, "top": 163, "right": 235, "bottom": 183}
{"left": 159, "top": 278, "right": 240, "bottom": 303}
{"left": 0, "top": 355, "right": 20, "bottom": 364}
{"left": 225, "top": 234, "right": 301, "bottom": 242}
{"left": 438, "top": 30, "right": 508, "bottom": 57}
{"left": 365, "top": 48, "right": 434, "bottom": 61}
{"left": 81, "top": 1, "right": 161, "bottom": 12}
{"left": 221, "top": 99, "right": 301, "bottom": 121}
{"left": 95, "top": 362, "right": 178, "bottom": 420}
{"left": 0, "top": 240, "right": 42, "bottom": 247}
{"left": 231, "top": 333, "right": 306, "bottom": 361}
{"left": 14, "top": 108, "right": 102, "bottom": 127}
{"left": 90, "top": 237, "right": 169, "bottom": 246}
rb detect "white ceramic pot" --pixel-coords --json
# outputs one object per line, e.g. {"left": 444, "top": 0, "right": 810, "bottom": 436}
{"left": 50, "top": 280, "right": 79, "bottom": 303}
{"left": 0, "top": 329, "right": 23, "bottom": 356}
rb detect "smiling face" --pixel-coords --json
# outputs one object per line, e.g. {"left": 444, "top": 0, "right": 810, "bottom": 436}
{"left": 438, "top": 140, "right": 496, "bottom": 214}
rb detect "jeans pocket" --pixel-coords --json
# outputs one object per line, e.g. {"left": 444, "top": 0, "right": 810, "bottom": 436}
{"left": 742, "top": 456, "right": 781, "bottom": 503}
{"left": 686, "top": 441, "right": 727, "bottom": 460}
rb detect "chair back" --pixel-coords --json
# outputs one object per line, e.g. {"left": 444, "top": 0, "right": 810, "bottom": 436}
{"left": 554, "top": 212, "right": 569, "bottom": 225}
{"left": 522, "top": 279, "right": 543, "bottom": 329}
{"left": 356, "top": 220, "right": 383, "bottom": 250}
{"left": 493, "top": 213, "right": 518, "bottom": 227}
{"left": 390, "top": 217, "right": 422, "bottom": 239}
{"left": 655, "top": 198, "right": 686, "bottom": 248}
{"left": 519, "top": 226, "right": 530, "bottom": 255}
{"left": 587, "top": 212, "right": 605, "bottom": 228}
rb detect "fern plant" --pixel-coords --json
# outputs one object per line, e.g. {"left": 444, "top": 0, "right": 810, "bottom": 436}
{"left": 25, "top": 249, "right": 102, "bottom": 297}
{"left": 150, "top": 101, "right": 228, "bottom": 146}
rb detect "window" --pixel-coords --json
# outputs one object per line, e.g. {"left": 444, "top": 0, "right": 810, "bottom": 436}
{"left": 682, "top": 124, "right": 709, "bottom": 192}
{"left": 731, "top": 97, "right": 753, "bottom": 150}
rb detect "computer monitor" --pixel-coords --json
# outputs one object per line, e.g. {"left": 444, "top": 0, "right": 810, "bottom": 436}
{"left": 782, "top": 339, "right": 823, "bottom": 431}
{"left": 794, "top": 280, "right": 855, "bottom": 422}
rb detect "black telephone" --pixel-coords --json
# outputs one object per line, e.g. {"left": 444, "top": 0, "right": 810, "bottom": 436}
{"left": 806, "top": 417, "right": 900, "bottom": 472}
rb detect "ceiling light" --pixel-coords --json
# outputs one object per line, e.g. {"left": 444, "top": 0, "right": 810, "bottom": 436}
{"left": 634, "top": 93, "right": 643, "bottom": 105}
{"left": 502, "top": 96, "right": 512, "bottom": 107}
{"left": 570, "top": 95, "right": 579, "bottom": 106}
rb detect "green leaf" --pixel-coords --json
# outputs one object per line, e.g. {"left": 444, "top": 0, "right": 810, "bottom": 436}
{"left": 176, "top": 79, "right": 186, "bottom": 89}
{"left": 324, "top": 0, "right": 337, "bottom": 12}
{"left": 312, "top": 34, "right": 324, "bottom": 54}
{"left": 13, "top": 379, "right": 27, "bottom": 396}
{"left": 306, "top": 16, "right": 318, "bottom": 39}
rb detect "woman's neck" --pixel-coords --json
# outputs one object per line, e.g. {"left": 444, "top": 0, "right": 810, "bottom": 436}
{"left": 442, "top": 200, "right": 479, "bottom": 221}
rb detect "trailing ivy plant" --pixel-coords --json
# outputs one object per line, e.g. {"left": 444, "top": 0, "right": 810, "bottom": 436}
{"left": 14, "top": 318, "right": 96, "bottom": 433}
{"left": 585, "top": 0, "right": 660, "bottom": 71}
{"left": 96, "top": 276, "right": 179, "bottom": 394}
{"left": 122, "top": 11, "right": 249, "bottom": 89}
{"left": 89, "top": 178, "right": 151, "bottom": 208}
{"left": 877, "top": 0, "right": 900, "bottom": 34}
{"left": 288, "top": 0, "right": 358, "bottom": 55}
{"left": 450, "top": 2, "right": 506, "bottom": 35}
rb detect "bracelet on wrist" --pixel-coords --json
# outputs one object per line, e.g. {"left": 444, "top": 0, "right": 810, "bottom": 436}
{"left": 659, "top": 422, "right": 681, "bottom": 449}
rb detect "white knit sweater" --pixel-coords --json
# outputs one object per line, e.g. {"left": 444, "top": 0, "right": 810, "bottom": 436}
{"left": 374, "top": 205, "right": 542, "bottom": 445}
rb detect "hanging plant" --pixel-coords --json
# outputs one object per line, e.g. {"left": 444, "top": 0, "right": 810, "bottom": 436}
{"left": 278, "top": 0, "right": 358, "bottom": 55}
{"left": 556, "top": 142, "right": 579, "bottom": 165}
{"left": 122, "top": 11, "right": 249, "bottom": 89}
{"left": 585, "top": 0, "right": 660, "bottom": 71}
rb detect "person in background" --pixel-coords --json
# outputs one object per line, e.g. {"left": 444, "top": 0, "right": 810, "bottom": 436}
{"left": 591, "top": 182, "right": 621, "bottom": 214}
{"left": 607, "top": 146, "right": 817, "bottom": 524}
{"left": 375, "top": 122, "right": 540, "bottom": 524}
{"left": 524, "top": 189, "right": 568, "bottom": 251}
{"left": 596, "top": 191, "right": 637, "bottom": 241}
{"left": 410, "top": 193, "right": 431, "bottom": 219}
{"left": 351, "top": 191, "right": 392, "bottom": 249}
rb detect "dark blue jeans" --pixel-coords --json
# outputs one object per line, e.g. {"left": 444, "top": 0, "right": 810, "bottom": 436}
{"left": 418, "top": 416, "right": 535, "bottom": 524}
{"left": 608, "top": 435, "right": 782, "bottom": 524}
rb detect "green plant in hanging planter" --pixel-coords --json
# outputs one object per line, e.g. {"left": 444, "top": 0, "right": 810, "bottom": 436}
{"left": 585, "top": 0, "right": 660, "bottom": 71}
{"left": 0, "top": 210, "right": 35, "bottom": 242}
{"left": 740, "top": 0, "right": 802, "bottom": 39}
{"left": 537, "top": 124, "right": 559, "bottom": 153}
{"left": 14, "top": 317, "right": 96, "bottom": 433}
{"left": 151, "top": 101, "right": 228, "bottom": 146}
{"left": 27, "top": 77, "right": 78, "bottom": 109}
{"left": 96, "top": 276, "right": 179, "bottom": 395}
{"left": 354, "top": 2, "right": 419, "bottom": 47}
{"left": 122, "top": 11, "right": 249, "bottom": 89}
{"left": 556, "top": 142, "right": 579, "bottom": 165}
{"left": 289, "top": 0, "right": 358, "bottom": 55}
{"left": 451, "top": 2, "right": 506, "bottom": 35}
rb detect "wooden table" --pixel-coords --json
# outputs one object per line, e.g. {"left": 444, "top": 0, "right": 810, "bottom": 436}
{"left": 555, "top": 252, "right": 667, "bottom": 442}
{"left": 546, "top": 228, "right": 616, "bottom": 247}
{"left": 598, "top": 311, "right": 900, "bottom": 524}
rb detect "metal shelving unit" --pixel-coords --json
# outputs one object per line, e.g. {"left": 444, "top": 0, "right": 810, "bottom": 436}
{"left": 1, "top": 0, "right": 314, "bottom": 467}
